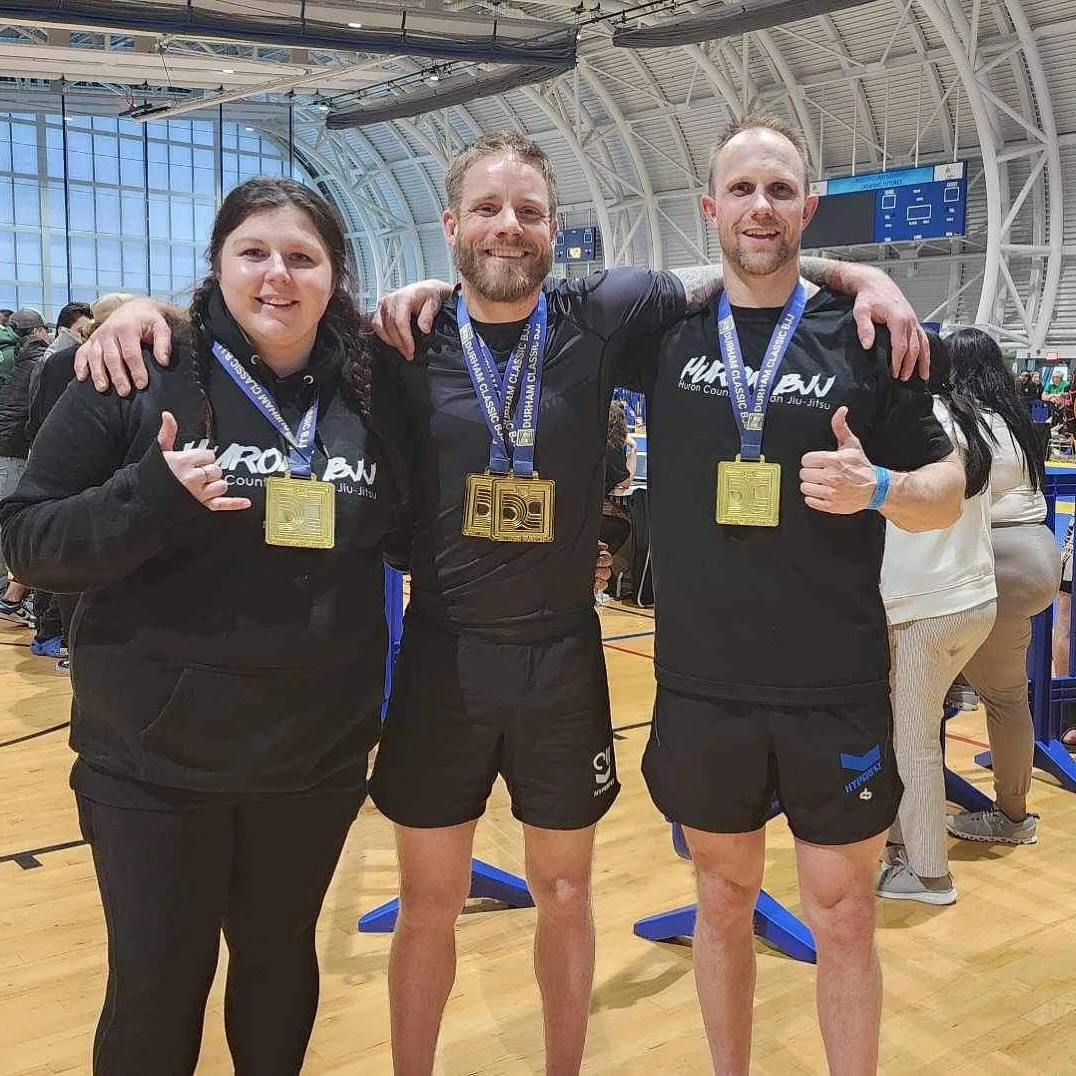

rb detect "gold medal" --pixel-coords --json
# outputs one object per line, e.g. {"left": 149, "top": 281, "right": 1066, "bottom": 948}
{"left": 264, "top": 476, "right": 336, "bottom": 549}
{"left": 716, "top": 456, "right": 781, "bottom": 527}
{"left": 462, "top": 472, "right": 496, "bottom": 538}
{"left": 491, "top": 474, "right": 555, "bottom": 542}
{"left": 462, "top": 473, "right": 555, "bottom": 542}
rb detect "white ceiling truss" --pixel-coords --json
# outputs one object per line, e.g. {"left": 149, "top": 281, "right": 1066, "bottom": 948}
{"left": 1, "top": 0, "right": 1075, "bottom": 346}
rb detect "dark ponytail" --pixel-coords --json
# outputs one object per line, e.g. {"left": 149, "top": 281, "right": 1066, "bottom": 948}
{"left": 925, "top": 330, "right": 991, "bottom": 498}
{"left": 946, "top": 327, "right": 1044, "bottom": 493}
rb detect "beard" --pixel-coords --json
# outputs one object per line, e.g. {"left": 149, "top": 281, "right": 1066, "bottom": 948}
{"left": 722, "top": 226, "right": 798, "bottom": 278}
{"left": 454, "top": 237, "right": 552, "bottom": 303}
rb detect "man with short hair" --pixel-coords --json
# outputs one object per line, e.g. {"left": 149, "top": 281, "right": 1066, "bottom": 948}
{"left": 27, "top": 295, "right": 137, "bottom": 444}
{"left": 77, "top": 131, "right": 927, "bottom": 1074}
{"left": 630, "top": 112, "right": 963, "bottom": 1074}
{"left": 43, "top": 301, "right": 94, "bottom": 360}
{"left": 27, "top": 302, "right": 95, "bottom": 439}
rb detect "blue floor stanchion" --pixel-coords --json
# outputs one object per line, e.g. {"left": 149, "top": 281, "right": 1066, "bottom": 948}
{"left": 358, "top": 859, "right": 534, "bottom": 933}
{"left": 944, "top": 766, "right": 993, "bottom": 812}
{"left": 971, "top": 474, "right": 1076, "bottom": 795}
{"left": 359, "top": 568, "right": 533, "bottom": 934}
{"left": 632, "top": 818, "right": 817, "bottom": 964}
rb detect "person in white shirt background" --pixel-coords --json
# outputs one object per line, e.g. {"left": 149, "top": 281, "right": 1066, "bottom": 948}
{"left": 879, "top": 331, "right": 997, "bottom": 905}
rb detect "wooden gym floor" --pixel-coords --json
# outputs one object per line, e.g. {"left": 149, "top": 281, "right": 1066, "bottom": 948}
{"left": 2, "top": 599, "right": 1075, "bottom": 1075}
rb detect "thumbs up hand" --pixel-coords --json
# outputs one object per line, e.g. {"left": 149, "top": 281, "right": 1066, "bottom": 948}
{"left": 799, "top": 406, "right": 878, "bottom": 515}
{"left": 157, "top": 411, "right": 251, "bottom": 512}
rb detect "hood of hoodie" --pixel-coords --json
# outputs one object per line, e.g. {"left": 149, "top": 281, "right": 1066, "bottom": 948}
{"left": 13, "top": 333, "right": 47, "bottom": 365}
{"left": 202, "top": 284, "right": 345, "bottom": 404}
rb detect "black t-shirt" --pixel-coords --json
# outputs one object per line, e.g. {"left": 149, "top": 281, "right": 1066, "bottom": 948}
{"left": 623, "top": 287, "right": 953, "bottom": 704}
{"left": 389, "top": 269, "right": 685, "bottom": 639}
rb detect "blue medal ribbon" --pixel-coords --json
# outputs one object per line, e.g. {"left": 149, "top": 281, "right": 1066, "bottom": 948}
{"left": 457, "top": 292, "right": 549, "bottom": 477}
{"left": 716, "top": 281, "right": 808, "bottom": 461}
{"left": 211, "top": 341, "right": 319, "bottom": 477}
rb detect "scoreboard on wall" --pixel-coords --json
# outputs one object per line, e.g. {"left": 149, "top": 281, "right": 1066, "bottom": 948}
{"left": 803, "top": 161, "right": 968, "bottom": 249}
{"left": 554, "top": 226, "right": 599, "bottom": 264}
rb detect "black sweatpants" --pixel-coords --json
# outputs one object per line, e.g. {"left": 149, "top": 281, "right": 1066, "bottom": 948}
{"left": 76, "top": 787, "right": 364, "bottom": 1076}
{"left": 32, "top": 590, "right": 77, "bottom": 643}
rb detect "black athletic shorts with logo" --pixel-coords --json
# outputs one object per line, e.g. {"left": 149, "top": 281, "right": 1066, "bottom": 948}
{"left": 370, "top": 610, "right": 619, "bottom": 830}
{"left": 642, "top": 685, "right": 900, "bottom": 845}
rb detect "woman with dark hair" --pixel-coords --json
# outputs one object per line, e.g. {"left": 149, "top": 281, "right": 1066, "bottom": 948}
{"left": 0, "top": 177, "right": 408, "bottom": 1076}
{"left": 942, "top": 327, "right": 1060, "bottom": 847}
{"left": 877, "top": 331, "right": 996, "bottom": 904}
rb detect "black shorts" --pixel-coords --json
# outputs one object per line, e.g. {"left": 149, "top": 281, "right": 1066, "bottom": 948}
{"left": 642, "top": 686, "right": 900, "bottom": 846}
{"left": 370, "top": 612, "right": 619, "bottom": 831}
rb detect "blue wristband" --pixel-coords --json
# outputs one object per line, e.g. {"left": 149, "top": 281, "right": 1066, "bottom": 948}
{"left": 867, "top": 466, "right": 891, "bottom": 510}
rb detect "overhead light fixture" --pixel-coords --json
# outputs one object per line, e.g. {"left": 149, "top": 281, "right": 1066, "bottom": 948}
{"left": 245, "top": 125, "right": 255, "bottom": 131}
{"left": 316, "top": 103, "right": 330, "bottom": 112}
{"left": 348, "top": 21, "right": 363, "bottom": 28}
{"left": 613, "top": 0, "right": 877, "bottom": 48}
{"left": 428, "top": 73, "right": 439, "bottom": 83}
{"left": 327, "top": 63, "right": 563, "bottom": 129}
{"left": 221, "top": 68, "right": 234, "bottom": 73}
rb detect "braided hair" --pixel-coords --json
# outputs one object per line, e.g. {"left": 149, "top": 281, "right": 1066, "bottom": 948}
{"left": 187, "top": 176, "right": 373, "bottom": 441}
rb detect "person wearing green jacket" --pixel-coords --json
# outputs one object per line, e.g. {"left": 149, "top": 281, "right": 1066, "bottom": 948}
{"left": 0, "top": 310, "right": 17, "bottom": 388}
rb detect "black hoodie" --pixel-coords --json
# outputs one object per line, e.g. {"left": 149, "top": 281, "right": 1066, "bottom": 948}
{"left": 0, "top": 291, "right": 411, "bottom": 803}
{"left": 0, "top": 332, "right": 46, "bottom": 458}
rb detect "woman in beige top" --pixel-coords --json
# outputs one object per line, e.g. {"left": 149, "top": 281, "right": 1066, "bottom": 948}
{"left": 946, "top": 328, "right": 1060, "bottom": 846}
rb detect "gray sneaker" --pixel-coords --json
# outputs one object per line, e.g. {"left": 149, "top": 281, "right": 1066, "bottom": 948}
{"left": 876, "top": 861, "right": 957, "bottom": 906}
{"left": 0, "top": 598, "right": 33, "bottom": 627}
{"left": 946, "top": 807, "right": 1038, "bottom": 845}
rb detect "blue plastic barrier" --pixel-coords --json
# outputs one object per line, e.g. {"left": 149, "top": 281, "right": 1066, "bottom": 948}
{"left": 632, "top": 805, "right": 818, "bottom": 964}
{"left": 359, "top": 568, "right": 533, "bottom": 934}
{"left": 613, "top": 387, "right": 645, "bottom": 429}
{"left": 382, "top": 566, "right": 405, "bottom": 717}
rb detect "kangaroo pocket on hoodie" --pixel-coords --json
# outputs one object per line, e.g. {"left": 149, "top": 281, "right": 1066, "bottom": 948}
{"left": 137, "top": 660, "right": 379, "bottom": 783}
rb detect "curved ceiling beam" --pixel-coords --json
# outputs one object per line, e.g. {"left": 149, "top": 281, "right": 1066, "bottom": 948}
{"left": 815, "top": 14, "right": 881, "bottom": 168}
{"left": 292, "top": 126, "right": 385, "bottom": 297}
{"left": 576, "top": 58, "right": 665, "bottom": 267}
{"left": 914, "top": 0, "right": 1002, "bottom": 326}
{"left": 989, "top": 0, "right": 1042, "bottom": 328}
{"left": 999, "top": 0, "right": 1063, "bottom": 348}
{"left": 302, "top": 118, "right": 413, "bottom": 293}
{"left": 516, "top": 82, "right": 615, "bottom": 268}
{"left": 342, "top": 126, "right": 427, "bottom": 284}
{"left": 889, "top": 0, "right": 954, "bottom": 159}
{"left": 739, "top": 31, "right": 821, "bottom": 172}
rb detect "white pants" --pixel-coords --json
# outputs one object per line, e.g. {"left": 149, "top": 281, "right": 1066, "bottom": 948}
{"left": 889, "top": 600, "right": 997, "bottom": 877}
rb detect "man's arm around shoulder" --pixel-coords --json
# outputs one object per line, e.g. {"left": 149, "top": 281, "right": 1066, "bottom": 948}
{"left": 879, "top": 454, "right": 964, "bottom": 532}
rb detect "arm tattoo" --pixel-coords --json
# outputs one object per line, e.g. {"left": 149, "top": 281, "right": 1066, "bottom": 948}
{"left": 672, "top": 265, "right": 724, "bottom": 312}
{"left": 799, "top": 256, "right": 844, "bottom": 290}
